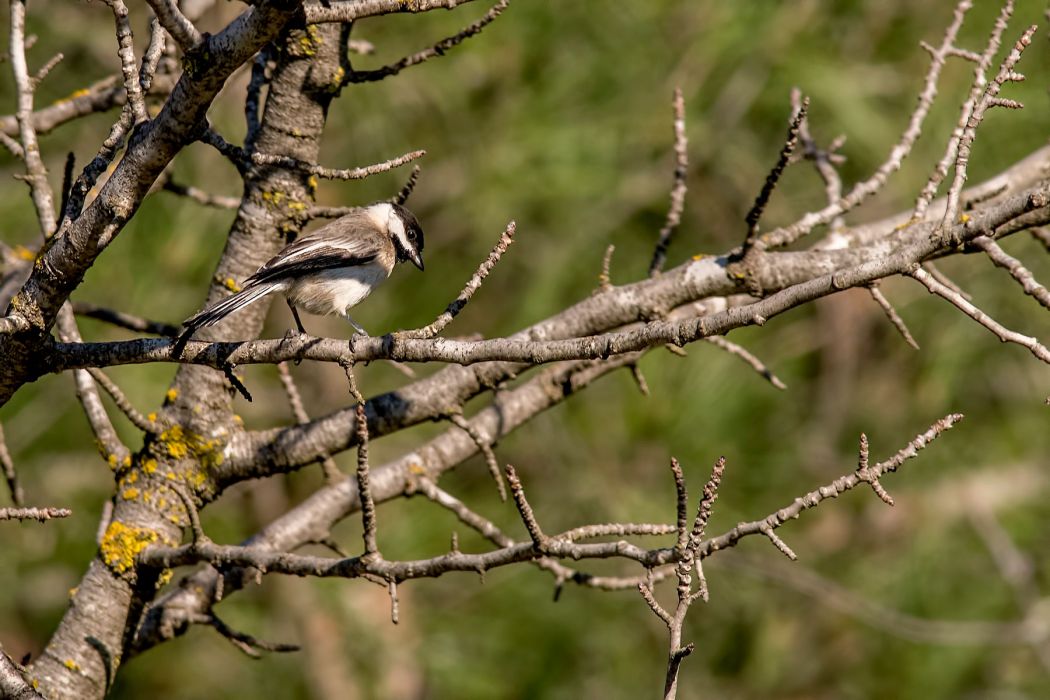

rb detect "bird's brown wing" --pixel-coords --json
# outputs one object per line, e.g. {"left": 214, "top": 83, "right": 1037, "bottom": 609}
{"left": 245, "top": 212, "right": 384, "bottom": 284}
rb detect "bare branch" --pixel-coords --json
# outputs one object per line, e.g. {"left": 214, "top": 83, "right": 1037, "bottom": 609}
{"left": 792, "top": 87, "right": 846, "bottom": 234}
{"left": 404, "top": 221, "right": 516, "bottom": 339}
{"left": 448, "top": 412, "right": 506, "bottom": 501}
{"left": 242, "top": 146, "right": 426, "bottom": 181}
{"left": 914, "top": 1, "right": 1014, "bottom": 218}
{"left": 208, "top": 613, "right": 300, "bottom": 658}
{"left": 867, "top": 284, "right": 920, "bottom": 350}
{"left": 9, "top": 0, "right": 57, "bottom": 237}
{"left": 347, "top": 0, "right": 511, "bottom": 83}
{"left": 139, "top": 19, "right": 167, "bottom": 94}
{"left": 307, "top": 0, "right": 481, "bottom": 24}
{"left": 597, "top": 244, "right": 615, "bottom": 292}
{"left": 159, "top": 177, "right": 241, "bottom": 210}
{"left": 392, "top": 165, "right": 422, "bottom": 205}
{"left": 703, "top": 335, "right": 787, "bottom": 390}
{"left": 145, "top": 0, "right": 203, "bottom": 51}
{"left": 911, "top": 267, "right": 1050, "bottom": 365}
{"left": 0, "top": 423, "right": 24, "bottom": 506}
{"left": 940, "top": 22, "right": 1037, "bottom": 237}
{"left": 355, "top": 405, "right": 379, "bottom": 557}
{"left": 105, "top": 0, "right": 149, "bottom": 125}
{"left": 84, "top": 368, "right": 155, "bottom": 434}
{"left": 30, "top": 52, "right": 63, "bottom": 86}
{"left": 277, "top": 363, "right": 342, "bottom": 482}
{"left": 504, "top": 464, "right": 546, "bottom": 549}
{"left": 972, "top": 235, "right": 1050, "bottom": 311}
{"left": 743, "top": 97, "right": 807, "bottom": 251}
{"left": 760, "top": 0, "right": 976, "bottom": 249}
{"left": 649, "top": 87, "right": 689, "bottom": 277}
{"left": 56, "top": 306, "right": 130, "bottom": 465}
{"left": 699, "top": 414, "right": 964, "bottom": 558}
{"left": 71, "top": 301, "right": 180, "bottom": 337}
{"left": 0, "top": 506, "right": 71, "bottom": 521}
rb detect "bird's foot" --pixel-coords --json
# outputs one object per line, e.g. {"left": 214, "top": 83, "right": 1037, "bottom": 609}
{"left": 280, "top": 327, "right": 312, "bottom": 365}
{"left": 348, "top": 329, "right": 370, "bottom": 355}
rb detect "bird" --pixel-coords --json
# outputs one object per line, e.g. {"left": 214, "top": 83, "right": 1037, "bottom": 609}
{"left": 172, "top": 202, "right": 424, "bottom": 357}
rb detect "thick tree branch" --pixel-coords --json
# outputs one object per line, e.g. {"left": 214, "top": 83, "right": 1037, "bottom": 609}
{"left": 44, "top": 181, "right": 1050, "bottom": 375}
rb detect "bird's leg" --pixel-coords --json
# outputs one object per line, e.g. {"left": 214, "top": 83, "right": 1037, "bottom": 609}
{"left": 285, "top": 300, "right": 309, "bottom": 365}
{"left": 287, "top": 300, "right": 307, "bottom": 335}
{"left": 343, "top": 311, "right": 368, "bottom": 353}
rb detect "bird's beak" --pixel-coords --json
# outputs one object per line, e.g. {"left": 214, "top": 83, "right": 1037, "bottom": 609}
{"left": 410, "top": 250, "right": 424, "bottom": 271}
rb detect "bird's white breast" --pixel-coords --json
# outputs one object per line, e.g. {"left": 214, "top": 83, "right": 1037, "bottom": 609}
{"left": 285, "top": 261, "right": 390, "bottom": 317}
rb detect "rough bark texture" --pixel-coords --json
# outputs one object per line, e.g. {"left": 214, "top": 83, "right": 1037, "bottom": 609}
{"left": 3, "top": 2, "right": 1049, "bottom": 696}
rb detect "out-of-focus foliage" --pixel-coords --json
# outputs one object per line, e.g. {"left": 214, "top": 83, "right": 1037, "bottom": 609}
{"left": 2, "top": 1, "right": 1049, "bottom": 698}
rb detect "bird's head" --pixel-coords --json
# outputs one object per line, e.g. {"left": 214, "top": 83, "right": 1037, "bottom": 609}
{"left": 380, "top": 202, "right": 425, "bottom": 271}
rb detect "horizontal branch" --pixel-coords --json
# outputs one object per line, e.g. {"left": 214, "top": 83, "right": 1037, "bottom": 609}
{"left": 0, "top": 506, "right": 71, "bottom": 521}
{"left": 134, "top": 412, "right": 960, "bottom": 657}
{"left": 305, "top": 0, "right": 480, "bottom": 24}
{"left": 44, "top": 182, "right": 1050, "bottom": 375}
{"left": 0, "top": 75, "right": 175, "bottom": 138}
{"left": 698, "top": 414, "right": 963, "bottom": 559}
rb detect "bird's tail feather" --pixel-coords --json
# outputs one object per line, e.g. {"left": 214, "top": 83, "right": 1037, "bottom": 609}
{"left": 172, "top": 281, "right": 280, "bottom": 357}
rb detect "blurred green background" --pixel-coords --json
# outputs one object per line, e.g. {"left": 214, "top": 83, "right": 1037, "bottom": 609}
{"left": 2, "top": 1, "right": 1050, "bottom": 697}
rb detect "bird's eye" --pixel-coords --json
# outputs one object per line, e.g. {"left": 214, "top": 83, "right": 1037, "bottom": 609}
{"left": 407, "top": 231, "right": 416, "bottom": 241}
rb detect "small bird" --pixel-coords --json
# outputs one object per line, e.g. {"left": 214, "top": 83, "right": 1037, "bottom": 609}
{"left": 173, "top": 202, "right": 424, "bottom": 356}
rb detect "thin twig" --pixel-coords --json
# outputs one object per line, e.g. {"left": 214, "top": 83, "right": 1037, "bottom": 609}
{"left": 85, "top": 368, "right": 155, "bottom": 434}
{"left": 244, "top": 47, "right": 269, "bottom": 150}
{"left": 404, "top": 221, "right": 516, "bottom": 339}
{"left": 160, "top": 177, "right": 241, "bottom": 210}
{"left": 792, "top": 87, "right": 846, "bottom": 234}
{"left": 387, "top": 580, "right": 400, "bottom": 624}
{"left": 355, "top": 405, "right": 378, "bottom": 557}
{"left": 972, "top": 235, "right": 1050, "bottom": 311}
{"left": 649, "top": 87, "right": 688, "bottom": 277}
{"left": 30, "top": 52, "right": 63, "bottom": 86}
{"left": 207, "top": 613, "right": 300, "bottom": 658}
{"left": 71, "top": 301, "right": 180, "bottom": 337}
{"left": 277, "top": 362, "right": 342, "bottom": 483}
{"left": 307, "top": 0, "right": 483, "bottom": 25}
{"left": 56, "top": 306, "right": 130, "bottom": 464}
{"left": 104, "top": 0, "right": 148, "bottom": 125}
{"left": 914, "top": 1, "right": 1014, "bottom": 218}
{"left": 0, "top": 506, "right": 71, "bottom": 521}
{"left": 138, "top": 18, "right": 166, "bottom": 94}
{"left": 245, "top": 147, "right": 426, "bottom": 182}
{"left": 448, "top": 412, "right": 506, "bottom": 501}
{"left": 347, "top": 0, "right": 511, "bottom": 83}
{"left": 170, "top": 482, "right": 205, "bottom": 543}
{"left": 867, "top": 284, "right": 920, "bottom": 350}
{"left": 742, "top": 98, "right": 808, "bottom": 251}
{"left": 144, "top": 0, "right": 203, "bottom": 51}
{"left": 703, "top": 335, "right": 787, "bottom": 390}
{"left": 9, "top": 0, "right": 57, "bottom": 237}
{"left": 760, "top": 0, "right": 976, "bottom": 249}
{"left": 392, "top": 165, "right": 422, "bottom": 205}
{"left": 699, "top": 415, "right": 964, "bottom": 559}
{"left": 912, "top": 267, "right": 1050, "bottom": 364}
{"left": 504, "top": 464, "right": 546, "bottom": 549}
{"left": 939, "top": 22, "right": 1036, "bottom": 239}
{"left": 597, "top": 244, "right": 615, "bottom": 292}
{"left": 0, "top": 423, "right": 24, "bottom": 506}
